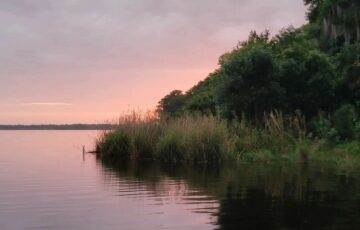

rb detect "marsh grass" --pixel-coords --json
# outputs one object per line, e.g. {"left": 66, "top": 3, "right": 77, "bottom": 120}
{"left": 156, "top": 115, "right": 236, "bottom": 163}
{"left": 231, "top": 111, "right": 307, "bottom": 162}
{"left": 308, "top": 141, "right": 360, "bottom": 171}
{"left": 97, "top": 112, "right": 237, "bottom": 164}
{"left": 96, "top": 111, "right": 360, "bottom": 169}
{"left": 96, "top": 111, "right": 161, "bottom": 161}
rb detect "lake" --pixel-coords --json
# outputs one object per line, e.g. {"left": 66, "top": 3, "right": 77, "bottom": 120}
{"left": 0, "top": 131, "right": 360, "bottom": 230}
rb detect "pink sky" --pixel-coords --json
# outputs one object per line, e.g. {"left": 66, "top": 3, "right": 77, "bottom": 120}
{"left": 0, "top": 0, "right": 307, "bottom": 124}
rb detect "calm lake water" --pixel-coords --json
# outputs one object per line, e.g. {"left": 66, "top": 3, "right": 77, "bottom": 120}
{"left": 1, "top": 131, "right": 360, "bottom": 230}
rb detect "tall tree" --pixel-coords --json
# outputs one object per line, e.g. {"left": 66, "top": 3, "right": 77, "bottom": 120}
{"left": 157, "top": 90, "right": 186, "bottom": 117}
{"left": 303, "top": 0, "right": 324, "bottom": 23}
{"left": 217, "top": 31, "right": 284, "bottom": 119}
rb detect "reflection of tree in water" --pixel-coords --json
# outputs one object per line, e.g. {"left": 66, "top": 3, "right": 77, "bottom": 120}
{"left": 217, "top": 187, "right": 360, "bottom": 230}
{"left": 98, "top": 158, "right": 360, "bottom": 230}
{"left": 98, "top": 160, "right": 221, "bottom": 216}
{"left": 217, "top": 165, "right": 360, "bottom": 230}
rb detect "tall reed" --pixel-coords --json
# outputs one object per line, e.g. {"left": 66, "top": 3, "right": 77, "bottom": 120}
{"left": 96, "top": 110, "right": 315, "bottom": 164}
{"left": 96, "top": 112, "right": 237, "bottom": 163}
{"left": 96, "top": 110, "right": 161, "bottom": 160}
{"left": 156, "top": 115, "right": 236, "bottom": 163}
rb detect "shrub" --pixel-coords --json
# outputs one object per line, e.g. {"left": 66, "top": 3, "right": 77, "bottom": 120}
{"left": 333, "top": 104, "right": 358, "bottom": 140}
{"left": 311, "top": 106, "right": 359, "bottom": 142}
{"left": 156, "top": 132, "right": 184, "bottom": 164}
{"left": 97, "top": 131, "right": 132, "bottom": 160}
{"left": 355, "top": 121, "right": 360, "bottom": 140}
{"left": 156, "top": 115, "right": 236, "bottom": 163}
{"left": 134, "top": 133, "right": 156, "bottom": 160}
{"left": 132, "top": 121, "right": 162, "bottom": 160}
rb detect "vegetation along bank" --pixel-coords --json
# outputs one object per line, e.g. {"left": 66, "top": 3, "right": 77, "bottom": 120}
{"left": 96, "top": 0, "right": 360, "bottom": 170}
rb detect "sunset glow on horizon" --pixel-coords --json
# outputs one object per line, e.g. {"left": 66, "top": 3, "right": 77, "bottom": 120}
{"left": 0, "top": 0, "right": 307, "bottom": 124}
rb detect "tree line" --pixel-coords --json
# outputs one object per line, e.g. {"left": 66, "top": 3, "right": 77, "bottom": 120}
{"left": 157, "top": 0, "right": 360, "bottom": 141}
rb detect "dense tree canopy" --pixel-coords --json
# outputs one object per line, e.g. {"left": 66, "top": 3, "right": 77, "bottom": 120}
{"left": 304, "top": 0, "right": 360, "bottom": 44}
{"left": 157, "top": 0, "right": 360, "bottom": 139}
{"left": 217, "top": 31, "right": 283, "bottom": 119}
{"left": 304, "top": 0, "right": 324, "bottom": 23}
{"left": 157, "top": 90, "right": 186, "bottom": 117}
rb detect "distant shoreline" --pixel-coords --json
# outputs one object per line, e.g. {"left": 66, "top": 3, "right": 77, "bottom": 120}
{"left": 0, "top": 124, "right": 117, "bottom": 130}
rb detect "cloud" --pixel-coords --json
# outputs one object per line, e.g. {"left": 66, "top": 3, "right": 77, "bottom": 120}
{"left": 0, "top": 0, "right": 307, "bottom": 124}
{"left": 0, "top": 0, "right": 307, "bottom": 76}
{"left": 21, "top": 102, "right": 73, "bottom": 106}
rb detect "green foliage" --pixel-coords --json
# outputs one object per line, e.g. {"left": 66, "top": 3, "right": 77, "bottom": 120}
{"left": 156, "top": 115, "right": 236, "bottom": 163}
{"left": 334, "top": 43, "right": 360, "bottom": 105}
{"left": 96, "top": 111, "right": 161, "bottom": 161}
{"left": 318, "top": 0, "right": 360, "bottom": 45}
{"left": 97, "top": 113, "right": 236, "bottom": 164}
{"left": 309, "top": 141, "right": 360, "bottom": 171}
{"left": 332, "top": 104, "right": 358, "bottom": 139}
{"left": 311, "top": 112, "right": 335, "bottom": 140}
{"left": 311, "top": 104, "right": 359, "bottom": 141}
{"left": 304, "top": 0, "right": 325, "bottom": 22}
{"left": 156, "top": 4, "right": 358, "bottom": 139}
{"left": 184, "top": 72, "right": 221, "bottom": 115}
{"left": 97, "top": 112, "right": 360, "bottom": 170}
{"left": 149, "top": 0, "right": 360, "bottom": 166}
{"left": 157, "top": 90, "right": 186, "bottom": 117}
{"left": 277, "top": 40, "right": 337, "bottom": 116}
{"left": 217, "top": 31, "right": 284, "bottom": 119}
{"left": 156, "top": 132, "right": 184, "bottom": 164}
{"left": 134, "top": 132, "right": 156, "bottom": 160}
{"left": 355, "top": 121, "right": 360, "bottom": 140}
{"left": 97, "top": 131, "right": 132, "bottom": 160}
{"left": 209, "top": 27, "right": 337, "bottom": 119}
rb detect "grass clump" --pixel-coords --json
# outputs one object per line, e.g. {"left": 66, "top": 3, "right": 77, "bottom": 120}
{"left": 96, "top": 111, "right": 360, "bottom": 171}
{"left": 96, "top": 111, "right": 161, "bottom": 161}
{"left": 96, "top": 112, "right": 236, "bottom": 164}
{"left": 96, "top": 131, "right": 132, "bottom": 160}
{"left": 156, "top": 132, "right": 184, "bottom": 164}
{"left": 309, "top": 141, "right": 360, "bottom": 171}
{"left": 156, "top": 115, "right": 236, "bottom": 164}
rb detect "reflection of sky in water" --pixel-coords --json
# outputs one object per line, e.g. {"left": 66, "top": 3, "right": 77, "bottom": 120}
{"left": 100, "top": 173, "right": 220, "bottom": 229}
{"left": 1, "top": 131, "right": 360, "bottom": 230}
{"left": 0, "top": 131, "right": 217, "bottom": 230}
{"left": 0, "top": 1, "right": 307, "bottom": 124}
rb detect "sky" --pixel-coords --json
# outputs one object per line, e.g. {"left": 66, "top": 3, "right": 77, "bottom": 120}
{"left": 0, "top": 0, "right": 307, "bottom": 124}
